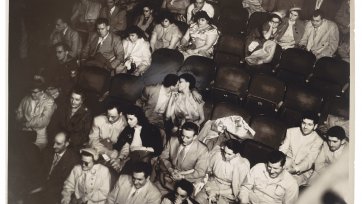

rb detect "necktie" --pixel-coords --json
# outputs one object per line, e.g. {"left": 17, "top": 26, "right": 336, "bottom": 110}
{"left": 48, "top": 154, "right": 60, "bottom": 176}
{"left": 176, "top": 145, "right": 186, "bottom": 166}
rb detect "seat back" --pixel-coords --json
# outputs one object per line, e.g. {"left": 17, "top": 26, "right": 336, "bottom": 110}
{"left": 211, "top": 102, "right": 252, "bottom": 123}
{"left": 240, "top": 139, "right": 275, "bottom": 167}
{"left": 109, "top": 73, "right": 144, "bottom": 104}
{"left": 320, "top": 97, "right": 349, "bottom": 123}
{"left": 77, "top": 66, "right": 111, "bottom": 95}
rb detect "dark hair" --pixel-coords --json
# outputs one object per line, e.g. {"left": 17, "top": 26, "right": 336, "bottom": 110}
{"left": 301, "top": 111, "right": 319, "bottom": 125}
{"left": 326, "top": 126, "right": 347, "bottom": 141}
{"left": 223, "top": 139, "right": 241, "bottom": 154}
{"left": 175, "top": 179, "right": 194, "bottom": 196}
{"left": 162, "top": 74, "right": 179, "bottom": 87}
{"left": 194, "top": 11, "right": 212, "bottom": 23}
{"left": 55, "top": 15, "right": 71, "bottom": 25}
{"left": 125, "top": 105, "right": 149, "bottom": 127}
{"left": 132, "top": 161, "right": 152, "bottom": 178}
{"left": 71, "top": 87, "right": 86, "bottom": 102}
{"left": 267, "top": 150, "right": 286, "bottom": 166}
{"left": 312, "top": 9, "right": 324, "bottom": 19}
{"left": 157, "top": 11, "right": 175, "bottom": 24}
{"left": 142, "top": 2, "right": 153, "bottom": 11}
{"left": 95, "top": 17, "right": 110, "bottom": 26}
{"left": 181, "top": 122, "right": 199, "bottom": 135}
{"left": 54, "top": 42, "right": 71, "bottom": 52}
{"left": 80, "top": 151, "right": 95, "bottom": 161}
{"left": 179, "top": 73, "right": 196, "bottom": 90}
{"left": 105, "top": 100, "right": 123, "bottom": 114}
{"left": 269, "top": 14, "right": 282, "bottom": 23}
{"left": 127, "top": 25, "right": 147, "bottom": 40}
{"left": 30, "top": 78, "right": 46, "bottom": 91}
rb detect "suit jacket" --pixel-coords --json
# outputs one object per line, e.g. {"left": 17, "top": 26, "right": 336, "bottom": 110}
{"left": 42, "top": 148, "right": 80, "bottom": 203}
{"left": 301, "top": 0, "right": 343, "bottom": 20}
{"left": 299, "top": 19, "right": 339, "bottom": 59}
{"left": 50, "top": 27, "right": 83, "bottom": 58}
{"left": 107, "top": 175, "right": 161, "bottom": 204}
{"left": 136, "top": 84, "right": 165, "bottom": 127}
{"left": 81, "top": 32, "right": 124, "bottom": 69}
{"left": 159, "top": 136, "right": 209, "bottom": 183}
{"left": 99, "top": 6, "right": 127, "bottom": 33}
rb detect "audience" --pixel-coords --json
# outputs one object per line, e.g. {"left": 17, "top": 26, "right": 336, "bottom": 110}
{"left": 161, "top": 0, "right": 190, "bottom": 22}
{"left": 134, "top": 3, "right": 155, "bottom": 38}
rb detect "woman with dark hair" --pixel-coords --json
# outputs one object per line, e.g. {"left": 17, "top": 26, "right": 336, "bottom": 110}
{"left": 166, "top": 73, "right": 205, "bottom": 132}
{"left": 150, "top": 11, "right": 183, "bottom": 52}
{"left": 112, "top": 105, "right": 163, "bottom": 173}
{"left": 117, "top": 25, "right": 151, "bottom": 76}
{"left": 134, "top": 3, "right": 155, "bottom": 37}
{"left": 178, "top": 11, "right": 219, "bottom": 59}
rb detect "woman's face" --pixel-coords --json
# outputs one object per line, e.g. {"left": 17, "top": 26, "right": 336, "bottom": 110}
{"left": 289, "top": 11, "right": 299, "bottom": 21}
{"left": 270, "top": 17, "right": 281, "bottom": 28}
{"left": 143, "top": 7, "right": 152, "bottom": 18}
{"left": 127, "top": 114, "right": 139, "bottom": 128}
{"left": 197, "top": 18, "right": 208, "bottom": 27}
{"left": 161, "top": 19, "right": 171, "bottom": 28}
{"left": 129, "top": 33, "right": 139, "bottom": 43}
{"left": 178, "top": 78, "right": 189, "bottom": 92}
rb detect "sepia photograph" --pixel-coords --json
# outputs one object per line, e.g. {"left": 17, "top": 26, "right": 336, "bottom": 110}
{"left": 6, "top": 0, "right": 354, "bottom": 203}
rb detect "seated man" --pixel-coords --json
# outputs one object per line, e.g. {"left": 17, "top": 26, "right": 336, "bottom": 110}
{"left": 159, "top": 122, "right": 209, "bottom": 191}
{"left": 298, "top": 9, "right": 339, "bottom": 59}
{"left": 49, "top": 16, "right": 82, "bottom": 58}
{"left": 279, "top": 111, "right": 324, "bottom": 186}
{"left": 61, "top": 148, "right": 111, "bottom": 204}
{"left": 99, "top": 0, "right": 127, "bottom": 35}
{"left": 107, "top": 162, "right": 162, "bottom": 203}
{"left": 195, "top": 139, "right": 250, "bottom": 204}
{"left": 81, "top": 18, "right": 124, "bottom": 72}
{"left": 186, "top": 0, "right": 214, "bottom": 24}
{"left": 16, "top": 79, "right": 57, "bottom": 149}
{"left": 310, "top": 126, "right": 349, "bottom": 183}
{"left": 89, "top": 101, "right": 127, "bottom": 159}
{"left": 48, "top": 88, "right": 93, "bottom": 151}
{"left": 161, "top": 179, "right": 198, "bottom": 204}
{"left": 239, "top": 150, "right": 299, "bottom": 204}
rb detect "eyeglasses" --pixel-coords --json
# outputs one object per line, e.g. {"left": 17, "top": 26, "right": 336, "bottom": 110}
{"left": 271, "top": 20, "right": 280, "bottom": 24}
{"left": 82, "top": 161, "right": 91, "bottom": 167}
{"left": 143, "top": 9, "right": 150, "bottom": 13}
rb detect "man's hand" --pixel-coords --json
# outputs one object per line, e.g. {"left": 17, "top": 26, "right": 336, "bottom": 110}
{"left": 110, "top": 158, "right": 122, "bottom": 172}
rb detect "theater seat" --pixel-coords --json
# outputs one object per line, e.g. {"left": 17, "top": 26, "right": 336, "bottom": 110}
{"left": 240, "top": 139, "right": 275, "bottom": 167}
{"left": 214, "top": 34, "right": 245, "bottom": 65}
{"left": 218, "top": 7, "right": 249, "bottom": 35}
{"left": 108, "top": 73, "right": 144, "bottom": 104}
{"left": 211, "top": 102, "right": 252, "bottom": 123}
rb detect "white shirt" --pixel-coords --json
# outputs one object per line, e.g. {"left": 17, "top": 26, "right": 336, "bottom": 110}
{"left": 97, "top": 33, "right": 110, "bottom": 46}
{"left": 110, "top": 6, "right": 115, "bottom": 15}
{"left": 186, "top": 2, "right": 215, "bottom": 24}
{"left": 315, "top": 0, "right": 324, "bottom": 9}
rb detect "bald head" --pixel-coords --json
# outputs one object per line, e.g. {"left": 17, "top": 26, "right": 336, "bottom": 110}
{"left": 53, "top": 132, "right": 69, "bottom": 153}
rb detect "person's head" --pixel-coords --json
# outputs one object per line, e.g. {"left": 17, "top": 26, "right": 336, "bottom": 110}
{"left": 269, "top": 13, "right": 282, "bottom": 28}
{"left": 178, "top": 73, "right": 196, "bottom": 92}
{"left": 54, "top": 42, "right": 70, "bottom": 62}
{"left": 194, "top": 11, "right": 212, "bottom": 27}
{"left": 70, "top": 87, "right": 85, "bottom": 110}
{"left": 289, "top": 7, "right": 301, "bottom": 21}
{"left": 180, "top": 122, "right": 199, "bottom": 146}
{"left": 194, "top": 0, "right": 206, "bottom": 10}
{"left": 53, "top": 131, "right": 70, "bottom": 153}
{"left": 162, "top": 74, "right": 179, "bottom": 91}
{"left": 54, "top": 17, "right": 69, "bottom": 32}
{"left": 326, "top": 126, "right": 347, "bottom": 152}
{"left": 221, "top": 139, "right": 240, "bottom": 161}
{"left": 80, "top": 148, "right": 98, "bottom": 171}
{"left": 174, "top": 179, "right": 194, "bottom": 202}
{"left": 142, "top": 4, "right": 153, "bottom": 18}
{"left": 125, "top": 105, "right": 148, "bottom": 128}
{"left": 105, "top": 0, "right": 116, "bottom": 9}
{"left": 127, "top": 25, "right": 145, "bottom": 42}
{"left": 300, "top": 111, "right": 319, "bottom": 136}
{"left": 158, "top": 11, "right": 175, "bottom": 28}
{"left": 30, "top": 79, "right": 46, "bottom": 100}
{"left": 131, "top": 162, "right": 152, "bottom": 189}
{"left": 95, "top": 18, "right": 110, "bottom": 38}
{"left": 266, "top": 150, "right": 286, "bottom": 178}
{"left": 311, "top": 9, "right": 324, "bottom": 28}
{"left": 105, "top": 101, "right": 123, "bottom": 124}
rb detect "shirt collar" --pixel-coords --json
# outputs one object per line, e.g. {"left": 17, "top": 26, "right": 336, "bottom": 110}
{"left": 110, "top": 6, "right": 115, "bottom": 14}
{"left": 63, "top": 27, "right": 68, "bottom": 35}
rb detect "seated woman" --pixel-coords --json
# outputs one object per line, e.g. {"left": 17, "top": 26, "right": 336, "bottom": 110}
{"left": 178, "top": 11, "right": 219, "bottom": 59}
{"left": 134, "top": 3, "right": 155, "bottom": 38}
{"left": 195, "top": 140, "right": 250, "bottom": 204}
{"left": 161, "top": 0, "right": 190, "bottom": 22}
{"left": 150, "top": 11, "right": 183, "bottom": 52}
{"left": 245, "top": 13, "right": 282, "bottom": 65}
{"left": 112, "top": 105, "right": 163, "bottom": 173}
{"left": 166, "top": 73, "right": 205, "bottom": 132}
{"left": 275, "top": 7, "right": 305, "bottom": 50}
{"left": 117, "top": 26, "right": 152, "bottom": 76}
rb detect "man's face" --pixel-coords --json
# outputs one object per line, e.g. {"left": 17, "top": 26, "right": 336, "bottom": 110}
{"left": 195, "top": 0, "right": 205, "bottom": 9}
{"left": 300, "top": 118, "right": 317, "bottom": 136}
{"left": 180, "top": 129, "right": 196, "bottom": 146}
{"left": 53, "top": 132, "right": 69, "bottom": 153}
{"left": 70, "top": 92, "right": 83, "bottom": 109}
{"left": 132, "top": 172, "right": 148, "bottom": 189}
{"left": 143, "top": 7, "right": 152, "bottom": 18}
{"left": 311, "top": 15, "right": 323, "bottom": 28}
{"left": 106, "top": 0, "right": 115, "bottom": 9}
{"left": 222, "top": 146, "right": 237, "bottom": 161}
{"left": 55, "top": 46, "right": 68, "bottom": 62}
{"left": 97, "top": 23, "right": 110, "bottom": 38}
{"left": 266, "top": 161, "right": 284, "bottom": 178}
{"left": 31, "top": 88, "right": 43, "bottom": 100}
{"left": 107, "top": 108, "right": 121, "bottom": 124}
{"left": 327, "top": 136, "right": 344, "bottom": 152}
{"left": 175, "top": 187, "right": 189, "bottom": 202}
{"left": 81, "top": 155, "right": 94, "bottom": 171}
{"left": 55, "top": 19, "right": 67, "bottom": 32}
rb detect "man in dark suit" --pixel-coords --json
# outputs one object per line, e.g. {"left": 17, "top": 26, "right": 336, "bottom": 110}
{"left": 99, "top": 0, "right": 127, "bottom": 35}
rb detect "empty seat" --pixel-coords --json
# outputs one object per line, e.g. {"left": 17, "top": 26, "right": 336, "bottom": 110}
{"left": 178, "top": 56, "right": 216, "bottom": 90}
{"left": 279, "top": 84, "right": 324, "bottom": 127}
{"left": 211, "top": 65, "right": 251, "bottom": 104}
{"left": 108, "top": 73, "right": 144, "bottom": 104}
{"left": 142, "top": 48, "right": 184, "bottom": 85}
{"left": 276, "top": 48, "right": 316, "bottom": 84}
{"left": 214, "top": 34, "right": 245, "bottom": 65}
{"left": 240, "top": 139, "right": 275, "bottom": 167}
{"left": 308, "top": 57, "right": 350, "bottom": 98}
{"left": 320, "top": 97, "right": 349, "bottom": 124}
{"left": 211, "top": 102, "right": 252, "bottom": 123}
{"left": 250, "top": 115, "right": 287, "bottom": 149}
{"left": 245, "top": 74, "right": 286, "bottom": 115}
{"left": 218, "top": 7, "right": 249, "bottom": 35}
